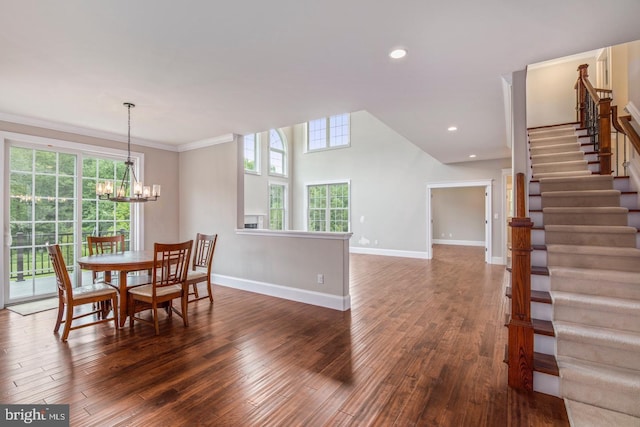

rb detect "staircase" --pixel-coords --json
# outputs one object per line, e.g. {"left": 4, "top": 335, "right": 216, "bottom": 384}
{"left": 527, "top": 123, "right": 640, "bottom": 426}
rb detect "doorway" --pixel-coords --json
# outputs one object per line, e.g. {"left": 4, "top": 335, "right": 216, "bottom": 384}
{"left": 426, "top": 180, "right": 493, "bottom": 263}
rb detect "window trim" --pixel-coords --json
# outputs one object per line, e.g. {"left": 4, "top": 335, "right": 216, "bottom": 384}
{"left": 306, "top": 113, "right": 351, "bottom": 153}
{"left": 268, "top": 181, "right": 288, "bottom": 230}
{"left": 1, "top": 131, "right": 145, "bottom": 289}
{"left": 304, "top": 179, "right": 351, "bottom": 232}
{"left": 268, "top": 129, "right": 287, "bottom": 177}
{"left": 243, "top": 133, "right": 260, "bottom": 175}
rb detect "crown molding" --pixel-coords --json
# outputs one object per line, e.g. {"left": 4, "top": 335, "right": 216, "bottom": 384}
{"left": 177, "top": 133, "right": 236, "bottom": 152}
{"left": 0, "top": 111, "right": 241, "bottom": 153}
{"left": 0, "top": 111, "right": 179, "bottom": 152}
{"left": 527, "top": 49, "right": 601, "bottom": 71}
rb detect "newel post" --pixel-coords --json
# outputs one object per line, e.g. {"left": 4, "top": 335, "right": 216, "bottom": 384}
{"left": 576, "top": 64, "right": 589, "bottom": 128}
{"left": 598, "top": 97, "right": 612, "bottom": 175}
{"left": 507, "top": 173, "right": 534, "bottom": 391}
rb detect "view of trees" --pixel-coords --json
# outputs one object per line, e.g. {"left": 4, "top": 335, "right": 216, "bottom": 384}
{"left": 8, "top": 145, "right": 132, "bottom": 295}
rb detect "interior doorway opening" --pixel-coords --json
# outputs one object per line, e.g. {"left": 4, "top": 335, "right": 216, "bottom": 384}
{"left": 426, "top": 180, "right": 493, "bottom": 263}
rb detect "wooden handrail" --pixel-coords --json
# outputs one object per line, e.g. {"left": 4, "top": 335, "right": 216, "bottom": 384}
{"left": 576, "top": 64, "right": 612, "bottom": 175}
{"left": 618, "top": 115, "right": 640, "bottom": 156}
{"left": 507, "top": 172, "right": 534, "bottom": 391}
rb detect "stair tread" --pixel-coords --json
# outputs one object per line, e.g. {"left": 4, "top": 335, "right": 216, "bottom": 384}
{"left": 547, "top": 244, "right": 640, "bottom": 256}
{"left": 534, "top": 352, "right": 559, "bottom": 376}
{"left": 554, "top": 320, "right": 640, "bottom": 343}
{"left": 557, "top": 356, "right": 640, "bottom": 383}
{"left": 549, "top": 266, "right": 640, "bottom": 282}
{"left": 506, "top": 286, "right": 552, "bottom": 304}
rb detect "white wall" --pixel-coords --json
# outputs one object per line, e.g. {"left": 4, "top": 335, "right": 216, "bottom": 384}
{"left": 291, "top": 111, "right": 509, "bottom": 260}
{"left": 527, "top": 57, "right": 596, "bottom": 128}
{"left": 628, "top": 40, "right": 640, "bottom": 109}
{"left": 179, "top": 140, "right": 351, "bottom": 311}
{"left": 432, "top": 187, "right": 485, "bottom": 244}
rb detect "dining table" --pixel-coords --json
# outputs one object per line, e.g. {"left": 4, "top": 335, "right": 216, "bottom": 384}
{"left": 77, "top": 250, "right": 156, "bottom": 327}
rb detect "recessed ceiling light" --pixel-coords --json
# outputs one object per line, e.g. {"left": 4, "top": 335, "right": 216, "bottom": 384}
{"left": 469, "top": 154, "right": 477, "bottom": 158}
{"left": 448, "top": 126, "right": 457, "bottom": 132}
{"left": 389, "top": 48, "right": 407, "bottom": 59}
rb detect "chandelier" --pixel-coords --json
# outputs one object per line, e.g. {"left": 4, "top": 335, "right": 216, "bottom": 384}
{"left": 95, "top": 102, "right": 160, "bottom": 203}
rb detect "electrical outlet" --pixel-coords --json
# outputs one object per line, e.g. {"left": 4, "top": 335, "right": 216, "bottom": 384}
{"left": 317, "top": 274, "right": 324, "bottom": 284}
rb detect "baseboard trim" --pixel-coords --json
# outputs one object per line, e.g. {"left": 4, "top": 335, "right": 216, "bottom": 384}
{"left": 212, "top": 274, "right": 350, "bottom": 311}
{"left": 349, "top": 247, "right": 428, "bottom": 259}
{"left": 432, "top": 239, "right": 484, "bottom": 247}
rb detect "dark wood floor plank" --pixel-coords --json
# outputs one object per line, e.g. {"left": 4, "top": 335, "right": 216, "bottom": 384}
{"left": 0, "top": 245, "right": 569, "bottom": 426}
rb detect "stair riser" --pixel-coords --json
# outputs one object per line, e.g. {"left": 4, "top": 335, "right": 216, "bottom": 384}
{"left": 533, "top": 161, "right": 587, "bottom": 174}
{"left": 534, "top": 171, "right": 592, "bottom": 179}
{"left": 531, "top": 274, "right": 549, "bottom": 292}
{"left": 532, "top": 249, "right": 546, "bottom": 267}
{"left": 529, "top": 127, "right": 576, "bottom": 137}
{"left": 561, "top": 379, "right": 640, "bottom": 417}
{"left": 530, "top": 143, "right": 580, "bottom": 156}
{"left": 558, "top": 340, "right": 640, "bottom": 371}
{"left": 534, "top": 371, "right": 560, "bottom": 397}
{"left": 548, "top": 253, "right": 640, "bottom": 272}
{"left": 550, "top": 274, "right": 640, "bottom": 299}
{"left": 540, "top": 179, "right": 614, "bottom": 192}
{"left": 555, "top": 306, "right": 640, "bottom": 333}
{"left": 532, "top": 301, "right": 553, "bottom": 321}
{"left": 533, "top": 211, "right": 629, "bottom": 227}
{"left": 531, "top": 152, "right": 584, "bottom": 164}
{"left": 535, "top": 334, "right": 556, "bottom": 355}
{"left": 529, "top": 136, "right": 578, "bottom": 146}
{"left": 544, "top": 231, "right": 636, "bottom": 247}
{"left": 532, "top": 228, "right": 545, "bottom": 245}
{"left": 542, "top": 194, "right": 620, "bottom": 208}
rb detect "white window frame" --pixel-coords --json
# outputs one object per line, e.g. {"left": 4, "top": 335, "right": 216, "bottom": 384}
{"left": 304, "top": 180, "right": 351, "bottom": 232}
{"left": 306, "top": 113, "right": 351, "bottom": 152}
{"left": 1, "top": 131, "right": 145, "bottom": 304}
{"left": 268, "top": 129, "right": 287, "bottom": 177}
{"left": 243, "top": 133, "right": 260, "bottom": 174}
{"left": 268, "top": 181, "right": 288, "bottom": 230}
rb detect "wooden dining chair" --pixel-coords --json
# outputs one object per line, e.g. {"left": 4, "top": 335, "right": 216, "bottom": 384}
{"left": 87, "top": 234, "right": 125, "bottom": 283}
{"left": 128, "top": 240, "right": 193, "bottom": 335}
{"left": 47, "top": 244, "right": 119, "bottom": 342}
{"left": 185, "top": 233, "right": 218, "bottom": 304}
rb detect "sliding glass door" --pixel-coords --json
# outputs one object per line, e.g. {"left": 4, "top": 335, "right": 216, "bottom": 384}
{"left": 8, "top": 146, "right": 77, "bottom": 301}
{"left": 7, "top": 143, "right": 134, "bottom": 304}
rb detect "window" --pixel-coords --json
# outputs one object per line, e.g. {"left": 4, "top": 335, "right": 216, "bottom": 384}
{"left": 269, "top": 129, "right": 287, "bottom": 176}
{"left": 244, "top": 133, "right": 259, "bottom": 173}
{"left": 82, "top": 157, "right": 132, "bottom": 251}
{"left": 307, "top": 113, "right": 350, "bottom": 151}
{"left": 7, "top": 139, "right": 137, "bottom": 303}
{"left": 307, "top": 182, "right": 349, "bottom": 232}
{"left": 269, "top": 183, "right": 287, "bottom": 230}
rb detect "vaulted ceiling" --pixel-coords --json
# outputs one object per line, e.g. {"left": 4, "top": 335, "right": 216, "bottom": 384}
{"left": 1, "top": 1, "right": 640, "bottom": 163}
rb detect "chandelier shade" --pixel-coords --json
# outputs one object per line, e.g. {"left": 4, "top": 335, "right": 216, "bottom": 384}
{"left": 95, "top": 103, "right": 160, "bottom": 203}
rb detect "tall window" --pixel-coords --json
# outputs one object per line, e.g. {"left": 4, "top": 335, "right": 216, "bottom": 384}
{"left": 244, "top": 133, "right": 259, "bottom": 173}
{"left": 269, "top": 183, "right": 287, "bottom": 230}
{"left": 308, "top": 113, "right": 350, "bottom": 151}
{"left": 307, "top": 182, "right": 349, "bottom": 232}
{"left": 9, "top": 146, "right": 77, "bottom": 300}
{"left": 269, "top": 129, "right": 287, "bottom": 176}
{"left": 82, "top": 157, "right": 132, "bottom": 251}
{"left": 7, "top": 141, "right": 135, "bottom": 303}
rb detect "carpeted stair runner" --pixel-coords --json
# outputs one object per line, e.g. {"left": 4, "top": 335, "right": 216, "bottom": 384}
{"left": 529, "top": 124, "right": 640, "bottom": 426}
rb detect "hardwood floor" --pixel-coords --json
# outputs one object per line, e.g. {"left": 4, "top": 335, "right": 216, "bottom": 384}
{"left": 0, "top": 245, "right": 569, "bottom": 426}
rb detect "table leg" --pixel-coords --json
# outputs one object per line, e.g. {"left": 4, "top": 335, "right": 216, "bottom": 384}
{"left": 119, "top": 270, "right": 128, "bottom": 327}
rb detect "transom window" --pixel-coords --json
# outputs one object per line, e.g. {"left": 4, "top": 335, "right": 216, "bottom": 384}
{"left": 243, "top": 133, "right": 259, "bottom": 173}
{"left": 307, "top": 182, "right": 350, "bottom": 232}
{"left": 308, "top": 113, "right": 350, "bottom": 151}
{"left": 269, "top": 129, "right": 287, "bottom": 176}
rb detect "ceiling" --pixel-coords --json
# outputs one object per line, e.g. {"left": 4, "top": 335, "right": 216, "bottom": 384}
{"left": 1, "top": 1, "right": 640, "bottom": 163}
